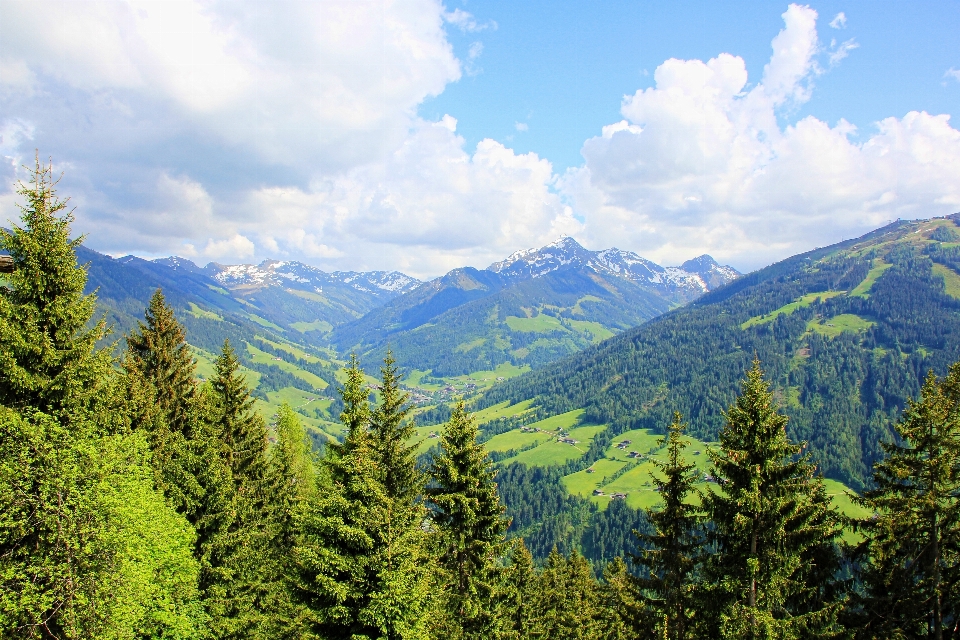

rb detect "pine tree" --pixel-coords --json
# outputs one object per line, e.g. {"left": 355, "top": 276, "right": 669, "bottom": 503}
{"left": 499, "top": 539, "right": 540, "bottom": 640}
{"left": 0, "top": 158, "right": 203, "bottom": 638}
{"left": 369, "top": 351, "right": 421, "bottom": 501}
{"left": 201, "top": 339, "right": 273, "bottom": 639}
{"left": 262, "top": 404, "right": 316, "bottom": 638}
{"left": 296, "top": 355, "right": 434, "bottom": 640}
{"left": 634, "top": 412, "right": 703, "bottom": 639}
{"left": 427, "top": 401, "right": 510, "bottom": 638}
{"left": 701, "top": 359, "right": 844, "bottom": 639}
{"left": 537, "top": 548, "right": 605, "bottom": 640}
{"left": 0, "top": 157, "right": 111, "bottom": 417}
{"left": 849, "top": 368, "right": 960, "bottom": 638}
{"left": 125, "top": 288, "right": 204, "bottom": 515}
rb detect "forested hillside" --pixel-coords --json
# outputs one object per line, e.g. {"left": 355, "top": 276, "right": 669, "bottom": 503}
{"left": 4, "top": 162, "right": 960, "bottom": 638}
{"left": 331, "top": 237, "right": 738, "bottom": 376}
{"left": 481, "top": 216, "right": 960, "bottom": 491}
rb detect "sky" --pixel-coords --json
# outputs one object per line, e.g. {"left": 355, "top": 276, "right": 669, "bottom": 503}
{"left": 1, "top": 1, "right": 959, "bottom": 278}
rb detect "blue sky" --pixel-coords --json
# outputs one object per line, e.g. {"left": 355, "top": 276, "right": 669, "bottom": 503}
{"left": 1, "top": 1, "right": 959, "bottom": 277}
{"left": 429, "top": 0, "right": 960, "bottom": 171}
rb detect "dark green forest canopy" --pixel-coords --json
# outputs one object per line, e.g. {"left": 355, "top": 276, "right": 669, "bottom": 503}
{"left": 480, "top": 216, "right": 960, "bottom": 490}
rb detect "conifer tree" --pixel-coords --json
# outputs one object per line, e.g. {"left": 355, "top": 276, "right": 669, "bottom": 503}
{"left": 849, "top": 369, "right": 960, "bottom": 638}
{"left": 499, "top": 539, "right": 540, "bottom": 640}
{"left": 634, "top": 412, "right": 703, "bottom": 639}
{"left": 369, "top": 351, "right": 421, "bottom": 501}
{"left": 262, "top": 403, "right": 316, "bottom": 638}
{"left": 0, "top": 157, "right": 111, "bottom": 417}
{"left": 537, "top": 548, "right": 605, "bottom": 640}
{"left": 296, "top": 355, "right": 434, "bottom": 640}
{"left": 0, "top": 159, "right": 203, "bottom": 638}
{"left": 201, "top": 339, "right": 274, "bottom": 639}
{"left": 601, "top": 557, "right": 646, "bottom": 640}
{"left": 125, "top": 288, "right": 204, "bottom": 515}
{"left": 427, "top": 401, "right": 510, "bottom": 638}
{"left": 701, "top": 359, "right": 844, "bottom": 639}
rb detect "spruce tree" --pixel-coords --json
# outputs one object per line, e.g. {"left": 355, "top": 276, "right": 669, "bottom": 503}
{"left": 125, "top": 288, "right": 204, "bottom": 515}
{"left": 201, "top": 339, "right": 273, "bottom": 639}
{"left": 537, "top": 548, "right": 605, "bottom": 640}
{"left": 702, "top": 359, "right": 844, "bottom": 639}
{"left": 849, "top": 369, "right": 960, "bottom": 638}
{"left": 427, "top": 401, "right": 510, "bottom": 638}
{"left": 0, "top": 159, "right": 203, "bottom": 638}
{"left": 634, "top": 412, "right": 703, "bottom": 640}
{"left": 296, "top": 355, "right": 434, "bottom": 640}
{"left": 0, "top": 157, "right": 111, "bottom": 417}
{"left": 369, "top": 351, "right": 421, "bottom": 501}
{"left": 263, "top": 403, "right": 316, "bottom": 638}
{"left": 499, "top": 539, "right": 540, "bottom": 640}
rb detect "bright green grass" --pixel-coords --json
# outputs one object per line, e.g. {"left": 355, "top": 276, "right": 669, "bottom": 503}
{"left": 286, "top": 289, "right": 328, "bottom": 303}
{"left": 471, "top": 399, "right": 535, "bottom": 424}
{"left": 246, "top": 313, "right": 284, "bottom": 331}
{"left": 206, "top": 284, "right": 230, "bottom": 295}
{"left": 741, "top": 291, "right": 846, "bottom": 329}
{"left": 505, "top": 314, "right": 566, "bottom": 333}
{"left": 247, "top": 344, "right": 327, "bottom": 389}
{"left": 563, "top": 459, "right": 628, "bottom": 497}
{"left": 526, "top": 409, "right": 586, "bottom": 432}
{"left": 850, "top": 259, "right": 893, "bottom": 298}
{"left": 407, "top": 425, "right": 444, "bottom": 454}
{"left": 567, "top": 319, "right": 615, "bottom": 342}
{"left": 604, "top": 429, "right": 668, "bottom": 459}
{"left": 508, "top": 424, "right": 607, "bottom": 467}
{"left": 187, "top": 302, "right": 222, "bottom": 321}
{"left": 823, "top": 479, "right": 871, "bottom": 520}
{"left": 572, "top": 295, "right": 603, "bottom": 315}
{"left": 807, "top": 313, "right": 875, "bottom": 338}
{"left": 191, "top": 345, "right": 261, "bottom": 387}
{"left": 485, "top": 428, "right": 552, "bottom": 453}
{"left": 291, "top": 319, "right": 333, "bottom": 333}
{"left": 455, "top": 337, "right": 486, "bottom": 353}
{"left": 933, "top": 263, "right": 960, "bottom": 299}
{"left": 598, "top": 461, "right": 663, "bottom": 510}
{"left": 257, "top": 337, "right": 326, "bottom": 364}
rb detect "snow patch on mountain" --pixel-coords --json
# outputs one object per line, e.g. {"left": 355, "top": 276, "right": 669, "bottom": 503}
{"left": 488, "top": 238, "right": 739, "bottom": 293}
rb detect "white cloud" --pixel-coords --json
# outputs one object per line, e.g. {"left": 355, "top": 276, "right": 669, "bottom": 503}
{"left": 564, "top": 3, "right": 960, "bottom": 270}
{"left": 444, "top": 9, "right": 497, "bottom": 33}
{"left": 515, "top": 122, "right": 529, "bottom": 132}
{"left": 946, "top": 68, "right": 960, "bottom": 83}
{"left": 829, "top": 12, "right": 847, "bottom": 29}
{"left": 202, "top": 234, "right": 255, "bottom": 260}
{"left": 829, "top": 38, "right": 859, "bottom": 67}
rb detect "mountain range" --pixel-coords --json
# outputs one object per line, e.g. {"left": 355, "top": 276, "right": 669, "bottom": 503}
{"left": 477, "top": 215, "right": 960, "bottom": 492}
{"left": 82, "top": 236, "right": 738, "bottom": 377}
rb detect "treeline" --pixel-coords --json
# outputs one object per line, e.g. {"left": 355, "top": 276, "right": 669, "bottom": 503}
{"left": 3, "top": 164, "right": 960, "bottom": 638}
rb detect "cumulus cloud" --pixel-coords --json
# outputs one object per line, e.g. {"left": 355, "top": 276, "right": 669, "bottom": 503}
{"left": 829, "top": 38, "right": 859, "bottom": 67}
{"left": 946, "top": 68, "right": 960, "bottom": 83}
{"left": 565, "top": 3, "right": 960, "bottom": 270}
{"left": 829, "top": 12, "right": 847, "bottom": 29}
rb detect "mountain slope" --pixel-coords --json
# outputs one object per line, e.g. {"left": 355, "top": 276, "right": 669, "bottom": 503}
{"left": 331, "top": 237, "right": 739, "bottom": 376}
{"left": 479, "top": 216, "right": 960, "bottom": 490}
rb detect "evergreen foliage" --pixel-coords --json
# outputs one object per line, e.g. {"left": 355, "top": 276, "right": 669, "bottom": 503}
{"left": 848, "top": 367, "right": 960, "bottom": 638}
{"left": 427, "top": 401, "right": 510, "bottom": 638}
{"left": 634, "top": 412, "right": 704, "bottom": 639}
{"left": 701, "top": 359, "right": 844, "bottom": 639}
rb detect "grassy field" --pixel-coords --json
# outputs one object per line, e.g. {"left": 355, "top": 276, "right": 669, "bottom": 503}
{"left": 247, "top": 343, "right": 328, "bottom": 389}
{"left": 485, "top": 428, "right": 553, "bottom": 453}
{"left": 505, "top": 314, "right": 566, "bottom": 333}
{"left": 741, "top": 291, "right": 846, "bottom": 329}
{"left": 187, "top": 302, "right": 222, "bottom": 321}
{"left": 290, "top": 319, "right": 333, "bottom": 333}
{"left": 563, "top": 459, "right": 628, "bottom": 497}
{"left": 470, "top": 399, "right": 536, "bottom": 424}
{"left": 807, "top": 313, "right": 875, "bottom": 338}
{"left": 850, "top": 259, "right": 893, "bottom": 298}
{"left": 567, "top": 319, "right": 616, "bottom": 342}
{"left": 258, "top": 336, "right": 328, "bottom": 364}
{"left": 933, "top": 263, "right": 960, "bottom": 299}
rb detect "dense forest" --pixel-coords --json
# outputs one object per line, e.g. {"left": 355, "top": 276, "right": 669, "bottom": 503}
{"left": 4, "top": 163, "right": 960, "bottom": 639}
{"left": 483, "top": 218, "right": 960, "bottom": 492}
